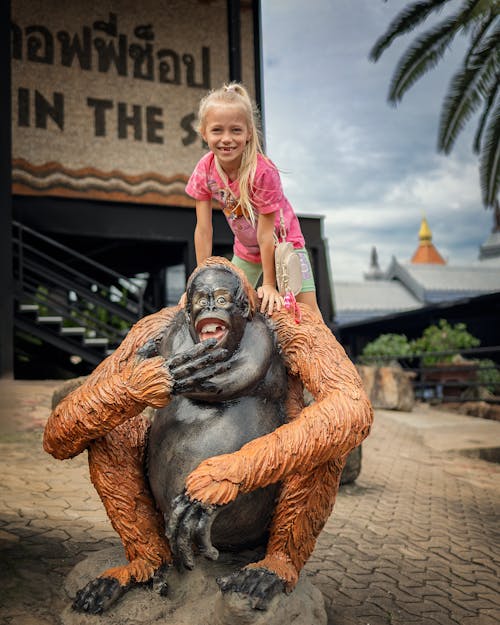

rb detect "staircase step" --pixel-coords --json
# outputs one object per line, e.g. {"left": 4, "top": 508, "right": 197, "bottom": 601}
{"left": 38, "top": 315, "right": 63, "bottom": 324}
{"left": 83, "top": 337, "right": 109, "bottom": 347}
{"left": 60, "top": 326, "right": 86, "bottom": 336}
{"left": 19, "top": 303, "right": 39, "bottom": 313}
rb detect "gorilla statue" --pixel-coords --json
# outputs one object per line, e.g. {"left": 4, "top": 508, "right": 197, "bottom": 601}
{"left": 44, "top": 256, "right": 372, "bottom": 614}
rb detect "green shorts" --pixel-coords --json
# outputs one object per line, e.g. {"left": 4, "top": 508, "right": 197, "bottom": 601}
{"left": 232, "top": 248, "right": 316, "bottom": 293}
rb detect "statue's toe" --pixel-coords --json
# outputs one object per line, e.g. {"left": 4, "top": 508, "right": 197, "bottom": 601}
{"left": 72, "top": 576, "right": 126, "bottom": 613}
{"left": 216, "top": 567, "right": 285, "bottom": 610}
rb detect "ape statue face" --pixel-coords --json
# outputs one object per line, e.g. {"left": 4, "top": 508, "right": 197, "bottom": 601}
{"left": 186, "top": 266, "right": 250, "bottom": 355}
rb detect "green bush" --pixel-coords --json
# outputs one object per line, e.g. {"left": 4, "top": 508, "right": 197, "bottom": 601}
{"left": 359, "top": 319, "right": 483, "bottom": 367}
{"left": 359, "top": 333, "right": 413, "bottom": 365}
{"left": 360, "top": 320, "right": 499, "bottom": 397}
{"left": 477, "top": 359, "right": 500, "bottom": 394}
{"left": 410, "top": 319, "right": 480, "bottom": 366}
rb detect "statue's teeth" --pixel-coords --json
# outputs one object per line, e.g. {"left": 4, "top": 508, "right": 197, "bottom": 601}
{"left": 202, "top": 324, "right": 219, "bottom": 333}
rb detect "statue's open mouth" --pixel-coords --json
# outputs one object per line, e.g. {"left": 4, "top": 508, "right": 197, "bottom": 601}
{"left": 196, "top": 318, "right": 229, "bottom": 344}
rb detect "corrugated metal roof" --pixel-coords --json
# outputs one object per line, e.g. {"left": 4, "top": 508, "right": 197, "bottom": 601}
{"left": 333, "top": 258, "right": 500, "bottom": 326}
{"left": 398, "top": 263, "right": 500, "bottom": 294}
{"left": 334, "top": 280, "right": 422, "bottom": 312}
{"left": 479, "top": 256, "right": 500, "bottom": 267}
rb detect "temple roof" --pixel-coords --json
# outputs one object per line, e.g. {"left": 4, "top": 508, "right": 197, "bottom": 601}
{"left": 333, "top": 213, "right": 500, "bottom": 326}
{"left": 385, "top": 257, "right": 500, "bottom": 303}
{"left": 333, "top": 280, "right": 422, "bottom": 325}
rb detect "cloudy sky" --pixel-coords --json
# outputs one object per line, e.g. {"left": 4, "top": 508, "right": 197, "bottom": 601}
{"left": 260, "top": 0, "right": 493, "bottom": 282}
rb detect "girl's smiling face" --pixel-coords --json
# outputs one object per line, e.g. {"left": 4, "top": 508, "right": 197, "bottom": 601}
{"left": 201, "top": 104, "right": 251, "bottom": 176}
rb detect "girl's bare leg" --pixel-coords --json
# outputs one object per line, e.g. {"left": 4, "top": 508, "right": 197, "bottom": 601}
{"left": 296, "top": 291, "right": 323, "bottom": 321}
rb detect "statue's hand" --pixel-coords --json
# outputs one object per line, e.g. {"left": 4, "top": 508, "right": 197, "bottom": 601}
{"left": 167, "top": 338, "right": 232, "bottom": 395}
{"left": 185, "top": 454, "right": 243, "bottom": 506}
{"left": 125, "top": 338, "right": 231, "bottom": 407}
{"left": 165, "top": 492, "right": 219, "bottom": 570}
{"left": 126, "top": 353, "right": 173, "bottom": 408}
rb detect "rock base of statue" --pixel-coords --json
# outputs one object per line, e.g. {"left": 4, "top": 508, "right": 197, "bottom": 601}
{"left": 61, "top": 547, "right": 327, "bottom": 625}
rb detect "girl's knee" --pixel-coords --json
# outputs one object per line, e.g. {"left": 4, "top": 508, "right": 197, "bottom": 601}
{"left": 296, "top": 291, "right": 323, "bottom": 321}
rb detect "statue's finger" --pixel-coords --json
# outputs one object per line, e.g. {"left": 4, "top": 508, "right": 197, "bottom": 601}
{"left": 194, "top": 507, "right": 219, "bottom": 561}
{"left": 174, "top": 505, "right": 201, "bottom": 570}
{"left": 170, "top": 347, "right": 229, "bottom": 380}
{"left": 173, "top": 360, "right": 232, "bottom": 394}
{"left": 193, "top": 347, "right": 229, "bottom": 367}
{"left": 168, "top": 339, "right": 217, "bottom": 369}
{"left": 165, "top": 493, "right": 191, "bottom": 552}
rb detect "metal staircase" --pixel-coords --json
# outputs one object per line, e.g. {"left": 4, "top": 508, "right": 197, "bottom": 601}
{"left": 12, "top": 221, "right": 154, "bottom": 375}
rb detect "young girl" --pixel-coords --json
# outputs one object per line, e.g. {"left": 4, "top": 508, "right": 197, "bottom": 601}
{"left": 186, "top": 82, "right": 322, "bottom": 319}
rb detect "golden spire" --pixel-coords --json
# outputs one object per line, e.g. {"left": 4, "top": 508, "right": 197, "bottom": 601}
{"left": 411, "top": 216, "right": 446, "bottom": 264}
{"left": 418, "top": 216, "right": 432, "bottom": 245}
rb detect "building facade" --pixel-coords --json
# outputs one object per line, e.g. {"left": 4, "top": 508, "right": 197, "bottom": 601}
{"left": 2, "top": 1, "right": 334, "bottom": 378}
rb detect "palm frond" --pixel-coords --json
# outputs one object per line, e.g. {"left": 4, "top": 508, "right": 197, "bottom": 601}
{"left": 387, "top": 19, "right": 458, "bottom": 103}
{"left": 370, "top": 0, "right": 499, "bottom": 207}
{"left": 462, "top": 0, "right": 500, "bottom": 31}
{"left": 438, "top": 29, "right": 500, "bottom": 152}
{"left": 386, "top": 0, "right": 498, "bottom": 103}
{"left": 369, "top": 0, "right": 452, "bottom": 62}
{"left": 438, "top": 70, "right": 483, "bottom": 153}
{"left": 473, "top": 83, "right": 499, "bottom": 152}
{"left": 465, "top": 7, "right": 497, "bottom": 58}
{"left": 479, "top": 101, "right": 500, "bottom": 206}
{"left": 471, "top": 24, "right": 500, "bottom": 97}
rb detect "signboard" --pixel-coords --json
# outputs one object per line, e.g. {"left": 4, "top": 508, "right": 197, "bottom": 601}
{"left": 11, "top": 0, "right": 256, "bottom": 207}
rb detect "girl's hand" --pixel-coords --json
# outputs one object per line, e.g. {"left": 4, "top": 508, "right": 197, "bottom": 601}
{"left": 257, "top": 284, "right": 284, "bottom": 316}
{"left": 178, "top": 292, "right": 187, "bottom": 307}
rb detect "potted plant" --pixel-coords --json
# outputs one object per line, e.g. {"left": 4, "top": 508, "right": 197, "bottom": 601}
{"left": 411, "top": 320, "right": 480, "bottom": 400}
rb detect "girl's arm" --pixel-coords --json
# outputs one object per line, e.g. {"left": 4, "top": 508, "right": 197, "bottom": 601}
{"left": 194, "top": 199, "right": 213, "bottom": 264}
{"left": 257, "top": 211, "right": 283, "bottom": 315}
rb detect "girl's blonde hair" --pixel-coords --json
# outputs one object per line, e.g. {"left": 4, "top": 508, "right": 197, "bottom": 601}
{"left": 197, "top": 82, "right": 264, "bottom": 226}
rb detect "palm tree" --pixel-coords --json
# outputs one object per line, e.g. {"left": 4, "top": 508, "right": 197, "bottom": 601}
{"left": 370, "top": 0, "right": 499, "bottom": 208}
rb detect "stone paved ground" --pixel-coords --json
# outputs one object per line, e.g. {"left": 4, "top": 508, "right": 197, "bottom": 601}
{"left": 0, "top": 380, "right": 499, "bottom": 625}
{"left": 307, "top": 408, "right": 500, "bottom": 625}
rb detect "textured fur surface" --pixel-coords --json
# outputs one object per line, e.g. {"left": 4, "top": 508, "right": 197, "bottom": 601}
{"left": 44, "top": 256, "right": 373, "bottom": 603}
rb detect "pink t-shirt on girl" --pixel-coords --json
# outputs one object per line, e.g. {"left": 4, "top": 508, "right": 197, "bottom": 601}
{"left": 185, "top": 152, "right": 305, "bottom": 263}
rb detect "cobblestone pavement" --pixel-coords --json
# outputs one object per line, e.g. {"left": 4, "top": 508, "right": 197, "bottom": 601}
{"left": 1, "top": 380, "right": 499, "bottom": 625}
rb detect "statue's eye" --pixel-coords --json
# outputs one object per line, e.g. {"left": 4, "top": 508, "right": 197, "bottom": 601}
{"left": 198, "top": 297, "right": 209, "bottom": 307}
{"left": 216, "top": 295, "right": 227, "bottom": 305}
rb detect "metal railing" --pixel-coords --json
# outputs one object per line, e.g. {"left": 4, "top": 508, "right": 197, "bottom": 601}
{"left": 12, "top": 220, "right": 155, "bottom": 364}
{"left": 357, "top": 346, "right": 500, "bottom": 404}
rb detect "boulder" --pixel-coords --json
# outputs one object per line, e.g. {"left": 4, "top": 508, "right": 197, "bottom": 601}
{"left": 357, "top": 365, "right": 415, "bottom": 412}
{"left": 61, "top": 547, "right": 327, "bottom": 625}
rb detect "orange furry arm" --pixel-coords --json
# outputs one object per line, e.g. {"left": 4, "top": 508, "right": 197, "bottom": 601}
{"left": 43, "top": 307, "right": 178, "bottom": 460}
{"left": 186, "top": 307, "right": 373, "bottom": 505}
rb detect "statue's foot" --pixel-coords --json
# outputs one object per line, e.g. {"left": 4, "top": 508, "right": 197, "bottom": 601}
{"left": 216, "top": 567, "right": 285, "bottom": 611}
{"left": 72, "top": 576, "right": 127, "bottom": 613}
{"left": 152, "top": 563, "right": 171, "bottom": 597}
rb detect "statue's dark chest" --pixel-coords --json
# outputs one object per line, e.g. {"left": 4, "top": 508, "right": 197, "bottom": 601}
{"left": 146, "top": 318, "right": 287, "bottom": 549}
